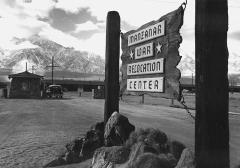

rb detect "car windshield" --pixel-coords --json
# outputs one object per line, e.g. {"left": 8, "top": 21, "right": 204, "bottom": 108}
{"left": 48, "top": 85, "right": 62, "bottom": 91}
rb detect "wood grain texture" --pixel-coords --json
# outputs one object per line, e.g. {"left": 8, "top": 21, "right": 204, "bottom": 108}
{"left": 104, "top": 11, "right": 120, "bottom": 124}
{"left": 195, "top": 0, "right": 229, "bottom": 167}
{"left": 120, "top": 6, "right": 184, "bottom": 100}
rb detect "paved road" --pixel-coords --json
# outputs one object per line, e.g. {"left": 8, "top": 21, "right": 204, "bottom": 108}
{"left": 0, "top": 95, "right": 239, "bottom": 168}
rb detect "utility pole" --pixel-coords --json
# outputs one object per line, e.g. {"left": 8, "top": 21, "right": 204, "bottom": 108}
{"left": 195, "top": 0, "right": 229, "bottom": 167}
{"left": 104, "top": 11, "right": 120, "bottom": 124}
{"left": 46, "top": 56, "right": 60, "bottom": 85}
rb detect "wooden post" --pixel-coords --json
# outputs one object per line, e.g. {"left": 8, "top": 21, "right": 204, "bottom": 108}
{"left": 195, "top": 0, "right": 229, "bottom": 168}
{"left": 171, "top": 99, "right": 174, "bottom": 106}
{"left": 104, "top": 11, "right": 120, "bottom": 124}
{"left": 51, "top": 56, "right": 54, "bottom": 85}
{"left": 141, "top": 94, "right": 144, "bottom": 104}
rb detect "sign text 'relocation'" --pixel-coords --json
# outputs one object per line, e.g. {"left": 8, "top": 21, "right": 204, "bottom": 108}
{"left": 127, "top": 58, "right": 164, "bottom": 76}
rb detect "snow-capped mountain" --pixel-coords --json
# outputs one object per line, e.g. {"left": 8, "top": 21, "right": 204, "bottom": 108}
{"left": 0, "top": 35, "right": 239, "bottom": 77}
{"left": 0, "top": 35, "right": 105, "bottom": 74}
{"left": 178, "top": 49, "right": 195, "bottom": 76}
{"left": 178, "top": 49, "right": 240, "bottom": 76}
{"left": 229, "top": 52, "right": 240, "bottom": 74}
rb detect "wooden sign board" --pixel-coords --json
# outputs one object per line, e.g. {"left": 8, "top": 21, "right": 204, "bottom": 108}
{"left": 135, "top": 42, "right": 154, "bottom": 59}
{"left": 127, "top": 77, "right": 164, "bottom": 92}
{"left": 120, "top": 6, "right": 184, "bottom": 100}
{"left": 127, "top": 58, "right": 164, "bottom": 76}
{"left": 128, "top": 21, "right": 165, "bottom": 46}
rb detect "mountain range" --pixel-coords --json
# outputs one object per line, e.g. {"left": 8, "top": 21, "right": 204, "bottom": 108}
{"left": 0, "top": 35, "right": 105, "bottom": 75}
{"left": 178, "top": 48, "right": 240, "bottom": 76}
{"left": 0, "top": 35, "right": 239, "bottom": 79}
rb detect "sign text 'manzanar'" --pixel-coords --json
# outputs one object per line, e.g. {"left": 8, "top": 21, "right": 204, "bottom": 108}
{"left": 127, "top": 77, "right": 164, "bottom": 92}
{"left": 127, "top": 58, "right": 164, "bottom": 76}
{"left": 128, "top": 20, "right": 165, "bottom": 46}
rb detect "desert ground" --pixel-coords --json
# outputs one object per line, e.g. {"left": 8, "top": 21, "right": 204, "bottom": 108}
{"left": 0, "top": 92, "right": 239, "bottom": 168}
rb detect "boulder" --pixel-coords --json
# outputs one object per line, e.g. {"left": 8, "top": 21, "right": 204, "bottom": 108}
{"left": 175, "top": 148, "right": 195, "bottom": 168}
{"left": 159, "top": 153, "right": 178, "bottom": 168}
{"left": 168, "top": 140, "right": 186, "bottom": 160}
{"left": 127, "top": 153, "right": 174, "bottom": 168}
{"left": 124, "top": 129, "right": 182, "bottom": 168}
{"left": 91, "top": 121, "right": 105, "bottom": 133}
{"left": 64, "top": 151, "right": 82, "bottom": 163}
{"left": 64, "top": 122, "right": 104, "bottom": 157}
{"left": 43, "top": 157, "right": 66, "bottom": 167}
{"left": 92, "top": 146, "right": 130, "bottom": 168}
{"left": 65, "top": 138, "right": 83, "bottom": 154}
{"left": 80, "top": 123, "right": 105, "bottom": 159}
{"left": 104, "top": 112, "right": 135, "bottom": 146}
{"left": 50, "top": 121, "right": 105, "bottom": 166}
{"left": 127, "top": 142, "right": 158, "bottom": 165}
{"left": 127, "top": 142, "right": 177, "bottom": 168}
{"left": 57, "top": 138, "right": 84, "bottom": 164}
{"left": 125, "top": 128, "right": 168, "bottom": 153}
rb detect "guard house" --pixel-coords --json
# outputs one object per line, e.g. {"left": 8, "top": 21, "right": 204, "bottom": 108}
{"left": 8, "top": 71, "right": 43, "bottom": 98}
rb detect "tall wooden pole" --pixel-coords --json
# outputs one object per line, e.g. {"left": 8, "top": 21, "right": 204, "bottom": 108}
{"left": 52, "top": 56, "right": 54, "bottom": 85}
{"left": 104, "top": 11, "right": 120, "bottom": 124}
{"left": 46, "top": 56, "right": 59, "bottom": 85}
{"left": 195, "top": 0, "right": 229, "bottom": 168}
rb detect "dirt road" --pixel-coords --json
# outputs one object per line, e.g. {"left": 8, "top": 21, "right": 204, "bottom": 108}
{"left": 0, "top": 93, "right": 239, "bottom": 168}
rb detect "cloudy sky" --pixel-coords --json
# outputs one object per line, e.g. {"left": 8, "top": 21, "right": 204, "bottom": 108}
{"left": 0, "top": 0, "right": 239, "bottom": 73}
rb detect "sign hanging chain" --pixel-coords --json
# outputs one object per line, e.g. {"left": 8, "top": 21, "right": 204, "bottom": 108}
{"left": 178, "top": 94, "right": 195, "bottom": 121}
{"left": 181, "top": 0, "right": 187, "bottom": 11}
{"left": 178, "top": 0, "right": 193, "bottom": 121}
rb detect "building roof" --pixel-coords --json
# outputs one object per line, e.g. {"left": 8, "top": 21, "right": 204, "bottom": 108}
{"left": 8, "top": 71, "right": 43, "bottom": 79}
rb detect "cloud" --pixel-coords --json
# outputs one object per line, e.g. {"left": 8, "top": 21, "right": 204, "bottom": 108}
{"left": 0, "top": 0, "right": 57, "bottom": 51}
{"left": 0, "top": 15, "right": 48, "bottom": 50}
{"left": 0, "top": 0, "right": 55, "bottom": 19}
{"left": 79, "top": 32, "right": 106, "bottom": 57}
{"left": 75, "top": 21, "right": 99, "bottom": 32}
{"left": 38, "top": 23, "right": 106, "bottom": 56}
{"left": 46, "top": 7, "right": 100, "bottom": 32}
{"left": 0, "top": 0, "right": 239, "bottom": 63}
{"left": 15, "top": 0, "right": 56, "bottom": 18}
{"left": 71, "top": 21, "right": 105, "bottom": 40}
{"left": 3, "top": 0, "right": 18, "bottom": 8}
{"left": 53, "top": 0, "right": 183, "bottom": 27}
{"left": 72, "top": 30, "right": 101, "bottom": 40}
{"left": 0, "top": 0, "right": 106, "bottom": 57}
{"left": 12, "top": 41, "right": 39, "bottom": 50}
{"left": 121, "top": 20, "right": 137, "bottom": 32}
{"left": 54, "top": 0, "right": 88, "bottom": 13}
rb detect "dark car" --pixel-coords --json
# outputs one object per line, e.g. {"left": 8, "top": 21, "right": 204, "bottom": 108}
{"left": 46, "top": 85, "right": 63, "bottom": 98}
